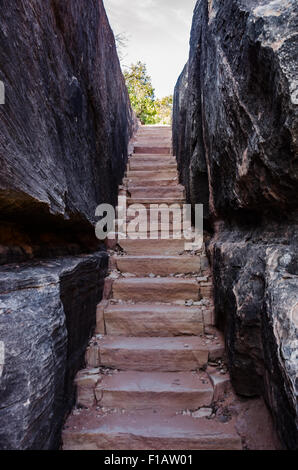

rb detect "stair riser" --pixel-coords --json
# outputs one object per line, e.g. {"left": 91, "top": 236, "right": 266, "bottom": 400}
{"left": 99, "top": 348, "right": 209, "bottom": 372}
{"left": 129, "top": 188, "right": 184, "bottom": 198}
{"left": 125, "top": 179, "right": 178, "bottom": 187}
{"left": 118, "top": 239, "right": 188, "bottom": 255}
{"left": 105, "top": 315, "right": 204, "bottom": 336}
{"left": 134, "top": 147, "right": 171, "bottom": 155}
{"left": 63, "top": 433, "right": 242, "bottom": 451}
{"left": 114, "top": 256, "right": 200, "bottom": 276}
{"left": 112, "top": 283, "right": 200, "bottom": 302}
{"left": 96, "top": 390, "right": 213, "bottom": 411}
{"left": 127, "top": 199, "right": 185, "bottom": 207}
{"left": 131, "top": 155, "right": 175, "bottom": 161}
{"left": 129, "top": 162, "right": 176, "bottom": 171}
{"left": 127, "top": 170, "right": 177, "bottom": 178}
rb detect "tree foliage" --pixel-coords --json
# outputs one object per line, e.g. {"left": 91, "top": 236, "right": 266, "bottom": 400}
{"left": 155, "top": 95, "right": 173, "bottom": 125}
{"left": 124, "top": 61, "right": 173, "bottom": 125}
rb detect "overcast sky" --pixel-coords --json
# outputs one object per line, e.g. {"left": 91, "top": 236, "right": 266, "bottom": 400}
{"left": 103, "top": 0, "right": 196, "bottom": 98}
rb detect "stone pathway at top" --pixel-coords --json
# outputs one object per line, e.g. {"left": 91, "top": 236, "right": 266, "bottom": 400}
{"left": 62, "top": 126, "right": 242, "bottom": 450}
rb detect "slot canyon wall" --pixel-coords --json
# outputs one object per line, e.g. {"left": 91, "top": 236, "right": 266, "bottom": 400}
{"left": 0, "top": 0, "right": 135, "bottom": 449}
{"left": 173, "top": 0, "right": 298, "bottom": 449}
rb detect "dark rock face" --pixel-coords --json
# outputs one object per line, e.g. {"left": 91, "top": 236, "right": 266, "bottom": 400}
{"left": 173, "top": 0, "right": 298, "bottom": 448}
{"left": 0, "top": 0, "right": 134, "bottom": 450}
{"left": 0, "top": 252, "right": 108, "bottom": 450}
{"left": 0, "top": 0, "right": 136, "bottom": 265}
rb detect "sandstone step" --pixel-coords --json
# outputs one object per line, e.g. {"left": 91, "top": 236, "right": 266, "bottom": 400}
{"left": 96, "top": 336, "right": 211, "bottom": 371}
{"left": 134, "top": 139, "right": 171, "bottom": 144}
{"left": 129, "top": 161, "right": 176, "bottom": 171}
{"left": 63, "top": 410, "right": 242, "bottom": 450}
{"left": 112, "top": 277, "right": 200, "bottom": 302}
{"left": 95, "top": 371, "right": 213, "bottom": 410}
{"left": 118, "top": 238, "right": 188, "bottom": 255}
{"left": 104, "top": 303, "right": 204, "bottom": 336}
{"left": 128, "top": 186, "right": 184, "bottom": 199}
{"left": 126, "top": 169, "right": 177, "bottom": 179}
{"left": 131, "top": 154, "right": 175, "bottom": 161}
{"left": 113, "top": 255, "right": 200, "bottom": 276}
{"left": 127, "top": 198, "right": 185, "bottom": 207}
{"left": 125, "top": 177, "right": 178, "bottom": 187}
{"left": 134, "top": 147, "right": 171, "bottom": 155}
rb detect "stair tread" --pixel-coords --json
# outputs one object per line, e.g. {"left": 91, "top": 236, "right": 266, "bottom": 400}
{"left": 98, "top": 335, "right": 215, "bottom": 350}
{"left": 113, "top": 277, "right": 199, "bottom": 286}
{"left": 97, "top": 370, "right": 212, "bottom": 393}
{"left": 105, "top": 302, "right": 204, "bottom": 313}
{"left": 63, "top": 409, "right": 242, "bottom": 450}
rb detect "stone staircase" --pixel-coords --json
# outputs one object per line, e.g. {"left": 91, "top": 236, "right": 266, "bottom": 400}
{"left": 62, "top": 126, "right": 242, "bottom": 450}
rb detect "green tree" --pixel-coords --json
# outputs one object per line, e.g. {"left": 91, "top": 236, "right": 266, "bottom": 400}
{"left": 124, "top": 61, "right": 158, "bottom": 125}
{"left": 155, "top": 95, "right": 173, "bottom": 125}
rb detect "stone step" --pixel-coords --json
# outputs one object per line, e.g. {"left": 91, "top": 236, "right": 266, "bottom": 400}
{"left": 112, "top": 277, "right": 200, "bottom": 302}
{"left": 118, "top": 238, "right": 188, "bottom": 255}
{"left": 128, "top": 186, "right": 184, "bottom": 199}
{"left": 93, "top": 336, "right": 213, "bottom": 371}
{"left": 126, "top": 169, "right": 177, "bottom": 179}
{"left": 134, "top": 141, "right": 172, "bottom": 147}
{"left": 63, "top": 410, "right": 242, "bottom": 450}
{"left": 129, "top": 161, "right": 176, "bottom": 171}
{"left": 95, "top": 371, "right": 213, "bottom": 410}
{"left": 125, "top": 177, "right": 178, "bottom": 187}
{"left": 131, "top": 154, "right": 175, "bottom": 161}
{"left": 104, "top": 303, "right": 204, "bottom": 336}
{"left": 113, "top": 255, "right": 201, "bottom": 276}
{"left": 134, "top": 147, "right": 171, "bottom": 155}
{"left": 127, "top": 196, "right": 186, "bottom": 208}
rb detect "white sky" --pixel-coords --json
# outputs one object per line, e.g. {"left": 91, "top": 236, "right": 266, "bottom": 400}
{"left": 103, "top": 0, "right": 196, "bottom": 98}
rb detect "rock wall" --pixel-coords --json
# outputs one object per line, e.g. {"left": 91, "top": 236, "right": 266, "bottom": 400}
{"left": 173, "top": 0, "right": 298, "bottom": 449}
{"left": 0, "top": 252, "right": 108, "bottom": 450}
{"left": 0, "top": 0, "right": 135, "bottom": 450}
{"left": 0, "top": 0, "right": 136, "bottom": 265}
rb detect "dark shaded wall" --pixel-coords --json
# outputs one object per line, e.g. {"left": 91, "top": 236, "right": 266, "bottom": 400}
{"left": 173, "top": 0, "right": 298, "bottom": 449}
{"left": 0, "top": 0, "right": 135, "bottom": 449}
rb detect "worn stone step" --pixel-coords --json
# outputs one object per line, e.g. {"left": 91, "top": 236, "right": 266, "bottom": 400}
{"left": 134, "top": 147, "right": 171, "bottom": 155}
{"left": 126, "top": 200, "right": 185, "bottom": 209}
{"left": 95, "top": 371, "right": 213, "bottom": 410}
{"left": 113, "top": 255, "right": 201, "bottom": 276}
{"left": 112, "top": 277, "right": 200, "bottom": 302}
{"left": 125, "top": 177, "right": 178, "bottom": 187}
{"left": 129, "top": 161, "right": 176, "bottom": 171}
{"left": 63, "top": 410, "right": 242, "bottom": 450}
{"left": 96, "top": 336, "right": 211, "bottom": 371}
{"left": 104, "top": 303, "right": 204, "bottom": 336}
{"left": 118, "top": 238, "right": 188, "bottom": 255}
{"left": 134, "top": 142, "right": 172, "bottom": 148}
{"left": 128, "top": 186, "right": 184, "bottom": 199}
{"left": 131, "top": 154, "right": 175, "bottom": 161}
{"left": 126, "top": 169, "right": 177, "bottom": 179}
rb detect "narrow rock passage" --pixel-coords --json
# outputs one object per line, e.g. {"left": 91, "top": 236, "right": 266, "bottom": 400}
{"left": 62, "top": 127, "right": 243, "bottom": 450}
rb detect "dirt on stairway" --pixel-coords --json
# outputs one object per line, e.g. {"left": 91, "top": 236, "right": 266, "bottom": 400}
{"left": 62, "top": 126, "right": 280, "bottom": 451}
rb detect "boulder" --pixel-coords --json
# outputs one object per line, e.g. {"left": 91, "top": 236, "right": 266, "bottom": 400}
{"left": 0, "top": 0, "right": 136, "bottom": 265}
{"left": 173, "top": 0, "right": 298, "bottom": 449}
{"left": 0, "top": 252, "right": 108, "bottom": 449}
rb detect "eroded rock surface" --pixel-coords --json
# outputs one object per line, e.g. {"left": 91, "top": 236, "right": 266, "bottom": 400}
{"left": 0, "top": 252, "right": 108, "bottom": 450}
{"left": 0, "top": 0, "right": 136, "bottom": 265}
{"left": 0, "top": 0, "right": 134, "bottom": 450}
{"left": 173, "top": 0, "right": 298, "bottom": 448}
